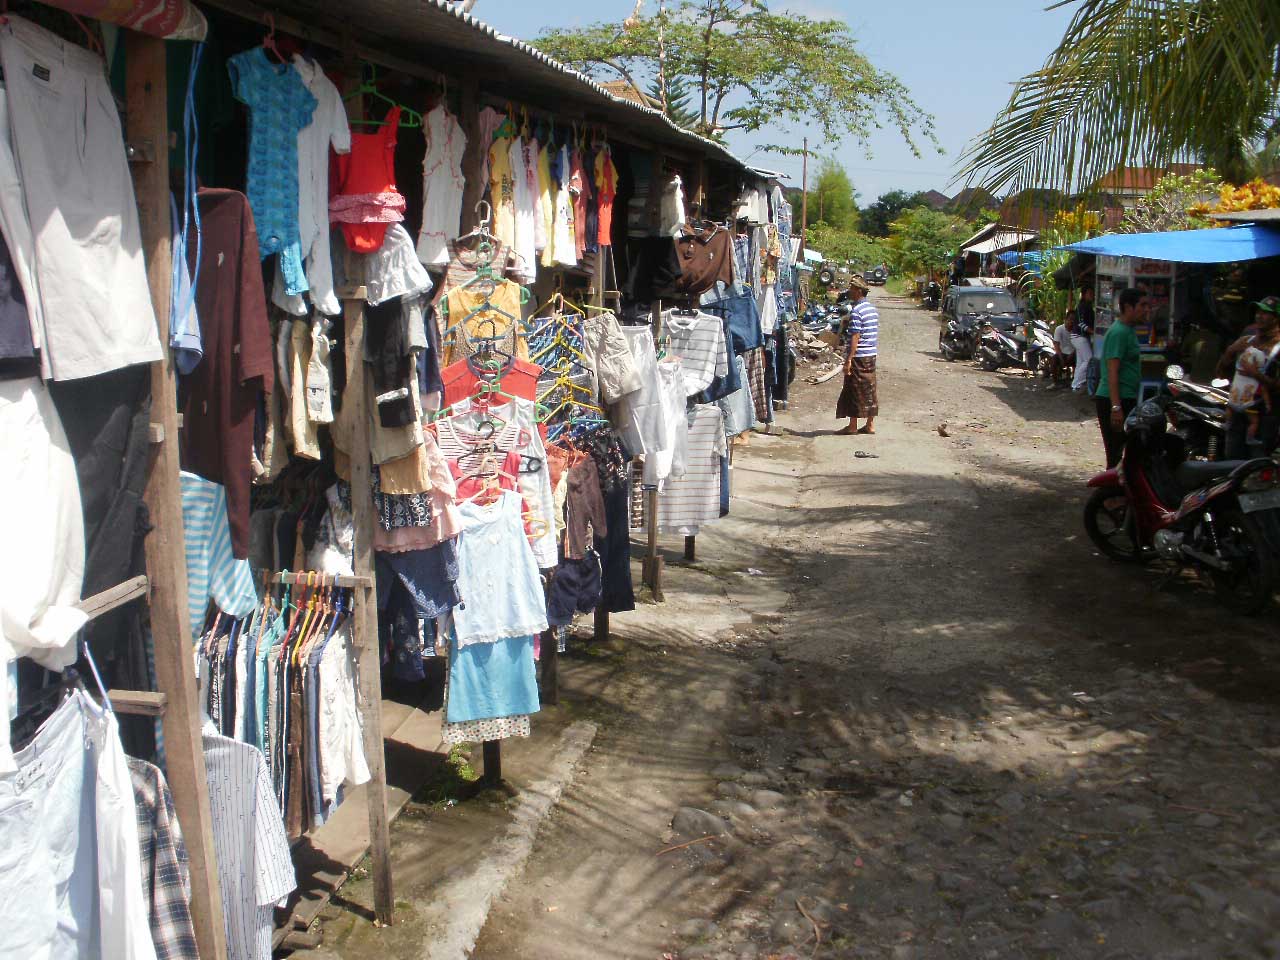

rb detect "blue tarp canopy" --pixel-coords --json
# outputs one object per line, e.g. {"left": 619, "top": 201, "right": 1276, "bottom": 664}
{"left": 996, "top": 249, "right": 1044, "bottom": 272}
{"left": 1062, "top": 224, "right": 1280, "bottom": 263}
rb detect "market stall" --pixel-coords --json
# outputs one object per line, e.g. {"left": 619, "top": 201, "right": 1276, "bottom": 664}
{"left": 0, "top": 1, "right": 793, "bottom": 957}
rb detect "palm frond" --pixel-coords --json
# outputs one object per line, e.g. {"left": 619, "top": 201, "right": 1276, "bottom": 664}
{"left": 957, "top": 0, "right": 1280, "bottom": 194}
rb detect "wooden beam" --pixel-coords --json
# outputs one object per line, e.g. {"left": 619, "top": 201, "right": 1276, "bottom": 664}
{"left": 125, "top": 31, "right": 230, "bottom": 960}
{"left": 109, "top": 689, "right": 168, "bottom": 717}
{"left": 342, "top": 297, "right": 395, "bottom": 926}
{"left": 76, "top": 574, "right": 148, "bottom": 621}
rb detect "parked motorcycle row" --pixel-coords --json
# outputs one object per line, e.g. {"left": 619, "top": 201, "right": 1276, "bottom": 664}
{"left": 925, "top": 291, "right": 1280, "bottom": 615}
{"left": 1084, "top": 365, "right": 1280, "bottom": 615}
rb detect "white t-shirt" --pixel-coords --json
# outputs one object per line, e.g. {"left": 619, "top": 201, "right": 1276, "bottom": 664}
{"left": 1053, "top": 323, "right": 1075, "bottom": 354}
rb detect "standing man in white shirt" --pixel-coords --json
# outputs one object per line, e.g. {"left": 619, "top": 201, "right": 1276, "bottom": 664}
{"left": 1071, "top": 286, "right": 1096, "bottom": 393}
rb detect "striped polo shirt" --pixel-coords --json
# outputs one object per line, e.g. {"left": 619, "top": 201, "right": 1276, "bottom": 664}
{"left": 847, "top": 299, "right": 879, "bottom": 358}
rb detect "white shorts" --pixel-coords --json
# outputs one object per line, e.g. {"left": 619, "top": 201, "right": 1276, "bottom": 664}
{"left": 0, "top": 16, "right": 161, "bottom": 380}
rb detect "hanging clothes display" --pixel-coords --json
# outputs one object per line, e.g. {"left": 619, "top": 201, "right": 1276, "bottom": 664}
{"left": 227, "top": 46, "right": 318, "bottom": 296}
{"left": 594, "top": 143, "right": 617, "bottom": 247}
{"left": 203, "top": 726, "right": 295, "bottom": 960}
{"left": 180, "top": 188, "right": 276, "bottom": 559}
{"left": 656, "top": 403, "right": 726, "bottom": 535}
{"left": 0, "top": 16, "right": 163, "bottom": 382}
{"left": 662, "top": 309, "right": 730, "bottom": 396}
{"left": 0, "top": 377, "right": 86, "bottom": 771}
{"left": 508, "top": 135, "right": 538, "bottom": 283}
{"left": 128, "top": 756, "right": 199, "bottom": 960}
{"left": 331, "top": 106, "right": 406, "bottom": 253}
{"left": 488, "top": 132, "right": 517, "bottom": 249}
{"left": 416, "top": 103, "right": 468, "bottom": 267}
{"left": 0, "top": 689, "right": 158, "bottom": 960}
{"left": 272, "top": 54, "right": 350, "bottom": 317}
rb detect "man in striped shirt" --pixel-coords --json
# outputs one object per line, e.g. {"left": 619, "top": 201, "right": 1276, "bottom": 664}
{"left": 835, "top": 275, "right": 880, "bottom": 434}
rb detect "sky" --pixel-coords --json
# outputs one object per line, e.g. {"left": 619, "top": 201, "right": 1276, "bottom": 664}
{"left": 467, "top": 0, "right": 1077, "bottom": 203}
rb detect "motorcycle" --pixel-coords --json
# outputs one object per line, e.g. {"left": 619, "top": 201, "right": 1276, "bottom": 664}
{"left": 922, "top": 280, "right": 941, "bottom": 312}
{"left": 939, "top": 313, "right": 980, "bottom": 361}
{"left": 1083, "top": 365, "right": 1280, "bottom": 614}
{"left": 1166, "top": 374, "right": 1230, "bottom": 460}
{"left": 975, "top": 317, "right": 1055, "bottom": 375}
{"left": 801, "top": 303, "right": 834, "bottom": 335}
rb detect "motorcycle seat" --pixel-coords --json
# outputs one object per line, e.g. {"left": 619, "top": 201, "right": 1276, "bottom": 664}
{"left": 1174, "top": 459, "right": 1246, "bottom": 490}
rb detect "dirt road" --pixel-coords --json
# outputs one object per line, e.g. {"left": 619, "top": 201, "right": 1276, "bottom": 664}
{"left": 323, "top": 291, "right": 1280, "bottom": 960}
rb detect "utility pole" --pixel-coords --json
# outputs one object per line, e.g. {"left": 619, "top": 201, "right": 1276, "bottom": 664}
{"left": 799, "top": 136, "right": 809, "bottom": 255}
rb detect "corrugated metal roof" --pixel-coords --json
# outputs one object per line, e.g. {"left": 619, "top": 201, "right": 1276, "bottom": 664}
{"left": 348, "top": 0, "right": 750, "bottom": 170}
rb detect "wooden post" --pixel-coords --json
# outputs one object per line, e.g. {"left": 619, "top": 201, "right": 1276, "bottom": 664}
{"left": 482, "top": 740, "right": 503, "bottom": 784}
{"left": 684, "top": 536, "right": 696, "bottom": 562}
{"left": 593, "top": 606, "right": 609, "bottom": 644}
{"left": 125, "top": 31, "right": 229, "bottom": 960}
{"left": 590, "top": 234, "right": 611, "bottom": 644}
{"left": 342, "top": 297, "right": 395, "bottom": 926}
{"left": 540, "top": 629, "right": 558, "bottom": 705}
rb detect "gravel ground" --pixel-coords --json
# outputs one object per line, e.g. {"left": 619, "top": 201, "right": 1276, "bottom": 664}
{"left": 325, "top": 290, "right": 1280, "bottom": 960}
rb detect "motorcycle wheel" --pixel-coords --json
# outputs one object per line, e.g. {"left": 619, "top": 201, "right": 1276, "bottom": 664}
{"left": 1084, "top": 486, "right": 1142, "bottom": 562}
{"left": 939, "top": 334, "right": 955, "bottom": 361}
{"left": 1207, "top": 509, "right": 1276, "bottom": 615}
{"left": 980, "top": 358, "right": 1000, "bottom": 372}
{"left": 1037, "top": 354, "right": 1055, "bottom": 378}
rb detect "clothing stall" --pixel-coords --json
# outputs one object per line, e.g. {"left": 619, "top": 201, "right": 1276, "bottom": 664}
{"left": 0, "top": 1, "right": 779, "bottom": 957}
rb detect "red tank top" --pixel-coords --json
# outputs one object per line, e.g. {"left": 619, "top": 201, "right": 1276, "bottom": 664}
{"left": 331, "top": 106, "right": 405, "bottom": 253}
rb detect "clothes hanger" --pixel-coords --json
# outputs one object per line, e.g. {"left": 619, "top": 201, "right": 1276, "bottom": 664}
{"left": 261, "top": 14, "right": 285, "bottom": 64}
{"left": 345, "top": 65, "right": 423, "bottom": 128}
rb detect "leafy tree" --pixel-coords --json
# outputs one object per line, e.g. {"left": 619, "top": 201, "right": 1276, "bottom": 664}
{"left": 534, "top": 0, "right": 938, "bottom": 154}
{"left": 1120, "top": 168, "right": 1224, "bottom": 233}
{"left": 958, "top": 0, "right": 1280, "bottom": 194}
{"left": 805, "top": 222, "right": 890, "bottom": 267}
{"left": 885, "top": 208, "right": 972, "bottom": 276}
{"left": 860, "top": 190, "right": 931, "bottom": 237}
{"left": 809, "top": 159, "right": 859, "bottom": 230}
{"left": 1027, "top": 204, "right": 1106, "bottom": 323}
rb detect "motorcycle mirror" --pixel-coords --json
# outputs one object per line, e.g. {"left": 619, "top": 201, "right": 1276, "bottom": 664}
{"left": 1164, "top": 364, "right": 1185, "bottom": 381}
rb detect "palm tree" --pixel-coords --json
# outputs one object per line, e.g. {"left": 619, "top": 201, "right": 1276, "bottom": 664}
{"left": 957, "top": 0, "right": 1280, "bottom": 195}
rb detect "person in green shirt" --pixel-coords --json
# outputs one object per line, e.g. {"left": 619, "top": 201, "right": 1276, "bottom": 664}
{"left": 1094, "top": 287, "right": 1149, "bottom": 468}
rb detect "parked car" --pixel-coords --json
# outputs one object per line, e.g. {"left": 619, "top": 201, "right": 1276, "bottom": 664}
{"left": 940, "top": 287, "right": 1023, "bottom": 334}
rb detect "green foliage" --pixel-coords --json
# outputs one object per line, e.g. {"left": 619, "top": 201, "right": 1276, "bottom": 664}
{"left": 1026, "top": 205, "right": 1105, "bottom": 323}
{"left": 646, "top": 75, "right": 700, "bottom": 130}
{"left": 809, "top": 159, "right": 859, "bottom": 230}
{"left": 958, "top": 0, "right": 1280, "bottom": 194}
{"left": 806, "top": 222, "right": 890, "bottom": 267}
{"left": 885, "top": 208, "right": 972, "bottom": 276}
{"left": 1119, "top": 168, "right": 1224, "bottom": 233}
{"left": 859, "top": 189, "right": 931, "bottom": 237}
{"left": 534, "top": 0, "right": 938, "bottom": 153}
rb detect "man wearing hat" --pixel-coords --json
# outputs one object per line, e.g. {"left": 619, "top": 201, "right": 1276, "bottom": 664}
{"left": 835, "top": 274, "right": 879, "bottom": 435}
{"left": 1215, "top": 295, "right": 1280, "bottom": 458}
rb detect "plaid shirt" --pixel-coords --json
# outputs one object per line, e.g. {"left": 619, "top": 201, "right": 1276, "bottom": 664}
{"left": 128, "top": 758, "right": 200, "bottom": 960}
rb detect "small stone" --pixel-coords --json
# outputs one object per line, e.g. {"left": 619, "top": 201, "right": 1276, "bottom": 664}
{"left": 1116, "top": 803, "right": 1154, "bottom": 822}
{"left": 741, "top": 772, "right": 771, "bottom": 786}
{"left": 770, "top": 913, "right": 803, "bottom": 943}
{"left": 712, "top": 763, "right": 746, "bottom": 779}
{"left": 939, "top": 813, "right": 965, "bottom": 830}
{"left": 716, "top": 781, "right": 748, "bottom": 800}
{"left": 794, "top": 757, "right": 830, "bottom": 775}
{"left": 709, "top": 800, "right": 758, "bottom": 820}
{"left": 677, "top": 919, "right": 720, "bottom": 941}
{"left": 672, "top": 807, "right": 730, "bottom": 839}
{"left": 935, "top": 871, "right": 971, "bottom": 892}
{"left": 1194, "top": 813, "right": 1221, "bottom": 828}
{"left": 752, "top": 789, "right": 788, "bottom": 810}
{"left": 996, "top": 791, "right": 1026, "bottom": 814}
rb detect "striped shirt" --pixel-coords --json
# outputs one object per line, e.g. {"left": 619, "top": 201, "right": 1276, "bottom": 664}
{"left": 181, "top": 472, "right": 258, "bottom": 639}
{"left": 663, "top": 310, "right": 730, "bottom": 395}
{"left": 202, "top": 729, "right": 296, "bottom": 960}
{"left": 847, "top": 299, "right": 879, "bottom": 358}
{"left": 657, "top": 403, "right": 726, "bottom": 535}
